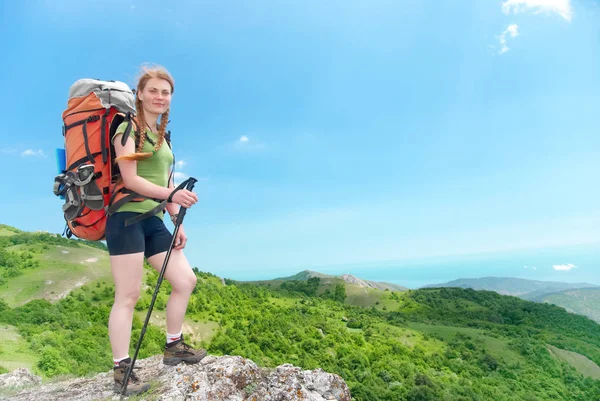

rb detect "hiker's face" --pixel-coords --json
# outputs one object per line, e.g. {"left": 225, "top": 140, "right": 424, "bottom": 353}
{"left": 139, "top": 77, "right": 172, "bottom": 115}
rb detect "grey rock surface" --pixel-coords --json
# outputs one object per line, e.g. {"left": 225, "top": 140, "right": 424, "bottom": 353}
{"left": 3, "top": 355, "right": 352, "bottom": 401}
{"left": 0, "top": 368, "right": 42, "bottom": 389}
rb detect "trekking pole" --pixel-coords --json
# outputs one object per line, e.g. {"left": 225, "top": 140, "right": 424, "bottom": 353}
{"left": 121, "top": 177, "right": 198, "bottom": 397}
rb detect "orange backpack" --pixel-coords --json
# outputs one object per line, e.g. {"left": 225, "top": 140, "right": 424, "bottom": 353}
{"left": 53, "top": 79, "right": 172, "bottom": 241}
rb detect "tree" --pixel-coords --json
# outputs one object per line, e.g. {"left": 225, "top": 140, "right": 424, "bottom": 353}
{"left": 333, "top": 284, "right": 346, "bottom": 303}
{"left": 37, "top": 347, "right": 71, "bottom": 377}
{"left": 407, "top": 386, "right": 437, "bottom": 401}
{"left": 306, "top": 277, "right": 321, "bottom": 296}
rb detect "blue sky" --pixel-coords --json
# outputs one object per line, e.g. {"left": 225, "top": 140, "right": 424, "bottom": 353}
{"left": 1, "top": 0, "right": 599, "bottom": 285}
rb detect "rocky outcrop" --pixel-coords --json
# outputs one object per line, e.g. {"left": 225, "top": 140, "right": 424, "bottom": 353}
{"left": 0, "top": 368, "right": 41, "bottom": 389}
{"left": 339, "top": 274, "right": 405, "bottom": 291}
{"left": 1, "top": 355, "right": 352, "bottom": 401}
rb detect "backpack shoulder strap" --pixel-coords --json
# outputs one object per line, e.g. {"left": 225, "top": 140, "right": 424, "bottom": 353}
{"left": 139, "top": 129, "right": 172, "bottom": 150}
{"left": 165, "top": 130, "right": 172, "bottom": 148}
{"left": 109, "top": 112, "right": 137, "bottom": 148}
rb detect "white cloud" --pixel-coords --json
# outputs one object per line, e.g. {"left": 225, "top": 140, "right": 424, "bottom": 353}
{"left": 173, "top": 171, "right": 189, "bottom": 181}
{"left": 497, "top": 24, "right": 519, "bottom": 54}
{"left": 172, "top": 171, "right": 189, "bottom": 187}
{"left": 21, "top": 149, "right": 45, "bottom": 157}
{"left": 553, "top": 263, "right": 576, "bottom": 271}
{"left": 175, "top": 160, "right": 186, "bottom": 168}
{"left": 506, "top": 24, "right": 519, "bottom": 37}
{"left": 232, "top": 135, "right": 266, "bottom": 152}
{"left": 501, "top": 0, "right": 573, "bottom": 22}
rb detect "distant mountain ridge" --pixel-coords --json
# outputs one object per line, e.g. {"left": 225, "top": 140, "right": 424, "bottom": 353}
{"left": 272, "top": 269, "right": 408, "bottom": 291}
{"left": 535, "top": 287, "right": 600, "bottom": 324}
{"left": 423, "top": 276, "right": 600, "bottom": 323}
{"left": 423, "top": 276, "right": 598, "bottom": 299}
{"left": 4, "top": 224, "right": 600, "bottom": 400}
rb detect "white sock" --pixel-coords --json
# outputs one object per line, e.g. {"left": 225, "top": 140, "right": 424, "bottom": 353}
{"left": 166, "top": 331, "right": 182, "bottom": 344}
{"left": 113, "top": 355, "right": 129, "bottom": 367}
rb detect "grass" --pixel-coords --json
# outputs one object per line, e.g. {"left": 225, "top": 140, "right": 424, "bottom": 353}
{"left": 0, "top": 244, "right": 112, "bottom": 307}
{"left": 548, "top": 344, "right": 600, "bottom": 379}
{"left": 122, "top": 378, "right": 163, "bottom": 401}
{"left": 0, "top": 227, "right": 18, "bottom": 236}
{"left": 0, "top": 324, "right": 39, "bottom": 373}
{"left": 345, "top": 285, "right": 388, "bottom": 308}
{"left": 268, "top": 296, "right": 298, "bottom": 308}
{"left": 407, "top": 322, "right": 524, "bottom": 364}
{"left": 372, "top": 292, "right": 404, "bottom": 311}
{"left": 134, "top": 309, "right": 220, "bottom": 345}
{"left": 41, "top": 243, "right": 109, "bottom": 266}
{"left": 372, "top": 322, "right": 446, "bottom": 354}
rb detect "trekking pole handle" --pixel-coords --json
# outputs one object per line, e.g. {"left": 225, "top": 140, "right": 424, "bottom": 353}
{"left": 174, "top": 177, "right": 198, "bottom": 225}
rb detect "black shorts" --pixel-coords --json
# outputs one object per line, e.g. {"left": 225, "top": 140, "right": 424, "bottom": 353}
{"left": 105, "top": 212, "right": 173, "bottom": 258}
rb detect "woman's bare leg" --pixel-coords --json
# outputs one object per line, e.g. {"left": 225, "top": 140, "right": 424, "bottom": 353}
{"left": 108, "top": 252, "right": 145, "bottom": 360}
{"left": 147, "top": 249, "right": 197, "bottom": 334}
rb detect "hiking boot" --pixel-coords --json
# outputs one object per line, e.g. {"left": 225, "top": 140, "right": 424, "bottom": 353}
{"left": 113, "top": 358, "right": 151, "bottom": 396}
{"left": 163, "top": 334, "right": 208, "bottom": 366}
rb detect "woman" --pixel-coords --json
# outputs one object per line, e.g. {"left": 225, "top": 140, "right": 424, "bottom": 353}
{"left": 106, "top": 64, "right": 206, "bottom": 395}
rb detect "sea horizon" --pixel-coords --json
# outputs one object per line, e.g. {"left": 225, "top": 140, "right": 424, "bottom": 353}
{"left": 218, "top": 242, "right": 600, "bottom": 290}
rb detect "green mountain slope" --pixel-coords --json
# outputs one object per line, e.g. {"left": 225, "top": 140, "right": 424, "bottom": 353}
{"left": 273, "top": 270, "right": 334, "bottom": 281}
{"left": 536, "top": 288, "right": 600, "bottom": 324}
{"left": 424, "top": 276, "right": 598, "bottom": 298}
{"left": 0, "top": 324, "right": 38, "bottom": 372}
{"left": 239, "top": 273, "right": 402, "bottom": 308}
{"left": 263, "top": 269, "right": 407, "bottom": 291}
{"left": 2, "top": 224, "right": 600, "bottom": 400}
{"left": 0, "top": 224, "right": 23, "bottom": 236}
{"left": 548, "top": 344, "right": 600, "bottom": 379}
{"left": 423, "top": 276, "right": 600, "bottom": 325}
{"left": 0, "top": 228, "right": 112, "bottom": 307}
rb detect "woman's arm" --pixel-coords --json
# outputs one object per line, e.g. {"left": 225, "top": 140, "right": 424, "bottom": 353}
{"left": 113, "top": 132, "right": 198, "bottom": 211}
{"left": 166, "top": 173, "right": 180, "bottom": 220}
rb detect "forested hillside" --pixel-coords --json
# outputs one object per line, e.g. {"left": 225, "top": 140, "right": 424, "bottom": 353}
{"left": 423, "top": 276, "right": 598, "bottom": 299}
{"left": 536, "top": 287, "right": 600, "bottom": 324}
{"left": 1, "top": 225, "right": 600, "bottom": 400}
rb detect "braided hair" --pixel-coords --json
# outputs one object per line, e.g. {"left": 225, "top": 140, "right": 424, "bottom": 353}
{"left": 116, "top": 64, "right": 174, "bottom": 162}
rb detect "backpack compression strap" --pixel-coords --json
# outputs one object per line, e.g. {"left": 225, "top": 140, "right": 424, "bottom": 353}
{"left": 107, "top": 178, "right": 193, "bottom": 227}
{"left": 106, "top": 187, "right": 166, "bottom": 226}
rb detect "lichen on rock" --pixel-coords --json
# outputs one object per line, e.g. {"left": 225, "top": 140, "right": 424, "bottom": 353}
{"left": 2, "top": 354, "right": 352, "bottom": 401}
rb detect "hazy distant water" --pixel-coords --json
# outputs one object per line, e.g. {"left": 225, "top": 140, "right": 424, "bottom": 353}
{"left": 327, "top": 243, "right": 600, "bottom": 289}
{"left": 244, "top": 243, "right": 600, "bottom": 289}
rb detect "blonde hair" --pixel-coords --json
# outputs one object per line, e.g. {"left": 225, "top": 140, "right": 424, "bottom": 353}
{"left": 116, "top": 64, "right": 175, "bottom": 162}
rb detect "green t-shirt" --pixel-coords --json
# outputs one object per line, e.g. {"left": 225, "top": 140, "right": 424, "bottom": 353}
{"left": 111, "top": 121, "right": 174, "bottom": 218}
